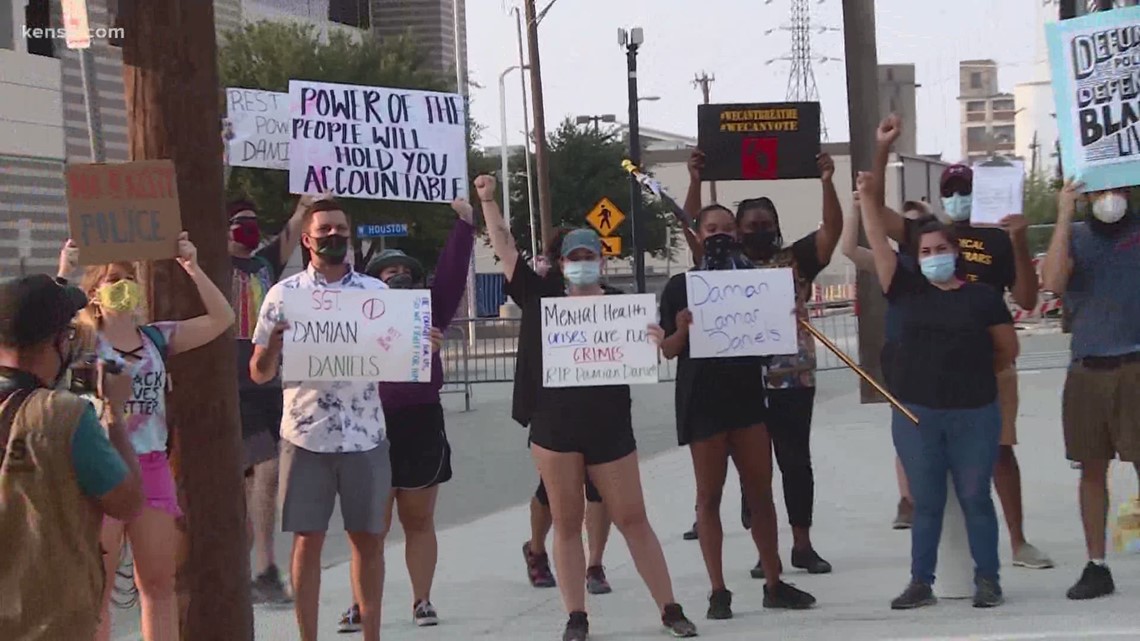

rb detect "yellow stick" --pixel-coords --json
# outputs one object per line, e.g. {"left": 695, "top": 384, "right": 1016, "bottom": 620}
{"left": 799, "top": 319, "right": 919, "bottom": 425}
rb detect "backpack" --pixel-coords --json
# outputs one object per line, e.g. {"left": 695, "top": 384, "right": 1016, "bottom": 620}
{"left": 140, "top": 325, "right": 169, "bottom": 365}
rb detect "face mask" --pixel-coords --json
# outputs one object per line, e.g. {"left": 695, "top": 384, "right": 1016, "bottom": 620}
{"left": 941, "top": 194, "right": 972, "bottom": 222}
{"left": 1092, "top": 193, "right": 1128, "bottom": 224}
{"left": 742, "top": 230, "right": 782, "bottom": 261}
{"left": 231, "top": 219, "right": 260, "bottom": 251}
{"left": 919, "top": 253, "right": 957, "bottom": 283}
{"left": 309, "top": 233, "right": 349, "bottom": 264}
{"left": 98, "top": 279, "right": 141, "bottom": 313}
{"left": 384, "top": 273, "right": 415, "bottom": 289}
{"left": 701, "top": 233, "right": 751, "bottom": 270}
{"left": 562, "top": 260, "right": 601, "bottom": 286}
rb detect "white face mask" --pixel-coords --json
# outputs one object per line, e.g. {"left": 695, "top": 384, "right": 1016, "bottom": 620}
{"left": 1092, "top": 193, "right": 1128, "bottom": 224}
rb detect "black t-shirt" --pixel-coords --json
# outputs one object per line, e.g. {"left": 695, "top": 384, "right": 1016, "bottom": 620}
{"left": 505, "top": 260, "right": 630, "bottom": 428}
{"left": 885, "top": 255, "right": 1013, "bottom": 409}
{"left": 233, "top": 237, "right": 286, "bottom": 391}
{"left": 902, "top": 219, "right": 1015, "bottom": 291}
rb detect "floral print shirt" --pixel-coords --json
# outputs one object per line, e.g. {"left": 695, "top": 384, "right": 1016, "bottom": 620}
{"left": 761, "top": 232, "right": 826, "bottom": 390}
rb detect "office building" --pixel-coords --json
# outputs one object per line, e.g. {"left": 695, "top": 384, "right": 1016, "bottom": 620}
{"left": 958, "top": 59, "right": 1017, "bottom": 164}
{"left": 878, "top": 64, "right": 918, "bottom": 156}
{"left": 370, "top": 0, "right": 467, "bottom": 88}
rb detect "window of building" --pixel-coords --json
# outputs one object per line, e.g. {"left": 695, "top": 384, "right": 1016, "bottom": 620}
{"left": 889, "top": 97, "right": 898, "bottom": 113}
{"left": 992, "top": 125, "right": 1015, "bottom": 143}
{"left": 967, "top": 126, "right": 988, "bottom": 145}
{"left": 1, "top": 2, "right": 14, "bottom": 50}
{"left": 24, "top": 0, "right": 54, "bottom": 57}
{"left": 966, "top": 100, "right": 986, "bottom": 112}
{"left": 970, "top": 72, "right": 982, "bottom": 89}
{"left": 886, "top": 68, "right": 894, "bottom": 82}
{"left": 328, "top": 0, "right": 369, "bottom": 29}
{"left": 992, "top": 98, "right": 1015, "bottom": 111}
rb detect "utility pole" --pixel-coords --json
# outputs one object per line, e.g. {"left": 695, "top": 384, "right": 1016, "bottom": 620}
{"left": 524, "top": 0, "right": 554, "bottom": 249}
{"left": 842, "top": 0, "right": 886, "bottom": 404}
{"left": 693, "top": 72, "right": 717, "bottom": 203}
{"left": 121, "top": 2, "right": 251, "bottom": 640}
{"left": 621, "top": 27, "right": 647, "bottom": 293}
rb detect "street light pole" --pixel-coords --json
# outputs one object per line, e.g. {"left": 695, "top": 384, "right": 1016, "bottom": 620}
{"left": 621, "top": 27, "right": 647, "bottom": 293}
{"left": 499, "top": 64, "right": 539, "bottom": 260}
{"left": 514, "top": 7, "right": 539, "bottom": 262}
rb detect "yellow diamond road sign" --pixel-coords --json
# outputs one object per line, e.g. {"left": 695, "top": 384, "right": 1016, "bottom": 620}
{"left": 586, "top": 197, "right": 625, "bottom": 236}
{"left": 599, "top": 236, "right": 622, "bottom": 257}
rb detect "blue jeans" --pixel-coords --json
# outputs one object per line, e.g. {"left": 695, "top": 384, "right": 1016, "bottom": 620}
{"left": 892, "top": 402, "right": 1001, "bottom": 586}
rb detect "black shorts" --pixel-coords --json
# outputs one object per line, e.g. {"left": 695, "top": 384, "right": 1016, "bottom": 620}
{"left": 387, "top": 403, "right": 452, "bottom": 490}
{"left": 241, "top": 389, "right": 283, "bottom": 474}
{"left": 527, "top": 400, "right": 636, "bottom": 466}
{"left": 535, "top": 477, "right": 602, "bottom": 506}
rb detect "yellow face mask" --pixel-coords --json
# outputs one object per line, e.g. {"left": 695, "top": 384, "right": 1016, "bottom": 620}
{"left": 97, "top": 279, "right": 141, "bottom": 314}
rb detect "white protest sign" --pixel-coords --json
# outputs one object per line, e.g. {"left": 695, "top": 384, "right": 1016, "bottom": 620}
{"left": 226, "top": 88, "right": 290, "bottom": 170}
{"left": 541, "top": 294, "right": 659, "bottom": 388}
{"left": 288, "top": 80, "right": 469, "bottom": 202}
{"left": 281, "top": 288, "right": 432, "bottom": 382}
{"left": 61, "top": 0, "right": 91, "bottom": 49}
{"left": 969, "top": 160, "right": 1025, "bottom": 226}
{"left": 686, "top": 269, "right": 797, "bottom": 358}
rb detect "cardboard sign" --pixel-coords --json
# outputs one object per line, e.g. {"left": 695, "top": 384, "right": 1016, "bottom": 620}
{"left": 288, "top": 80, "right": 469, "bottom": 202}
{"left": 685, "top": 269, "right": 797, "bottom": 358}
{"left": 541, "top": 294, "right": 658, "bottom": 388}
{"left": 1047, "top": 7, "right": 1140, "bottom": 192}
{"left": 61, "top": 0, "right": 91, "bottom": 49}
{"left": 697, "top": 102, "right": 821, "bottom": 182}
{"left": 281, "top": 288, "right": 432, "bottom": 382}
{"left": 226, "top": 88, "right": 290, "bottom": 170}
{"left": 65, "top": 160, "right": 181, "bottom": 265}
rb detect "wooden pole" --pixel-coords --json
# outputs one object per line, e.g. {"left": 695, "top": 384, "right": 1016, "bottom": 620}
{"left": 523, "top": 0, "right": 554, "bottom": 248}
{"left": 121, "top": 2, "right": 251, "bottom": 640}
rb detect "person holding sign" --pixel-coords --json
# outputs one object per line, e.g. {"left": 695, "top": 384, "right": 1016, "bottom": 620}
{"left": 857, "top": 170, "right": 1015, "bottom": 610}
{"left": 58, "top": 234, "right": 236, "bottom": 641}
{"left": 248, "top": 199, "right": 397, "bottom": 641}
{"left": 871, "top": 115, "right": 1053, "bottom": 572}
{"left": 480, "top": 174, "right": 698, "bottom": 640}
{"left": 1041, "top": 180, "right": 1140, "bottom": 601}
{"left": 659, "top": 204, "right": 817, "bottom": 619}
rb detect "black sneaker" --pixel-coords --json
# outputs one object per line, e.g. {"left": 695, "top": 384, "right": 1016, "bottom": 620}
{"left": 524, "top": 541, "right": 557, "bottom": 588}
{"left": 741, "top": 500, "right": 751, "bottom": 530}
{"left": 252, "top": 564, "right": 292, "bottom": 605}
{"left": 683, "top": 522, "right": 699, "bottom": 541}
{"left": 706, "top": 588, "right": 733, "bottom": 620}
{"left": 661, "top": 603, "right": 698, "bottom": 637}
{"left": 973, "top": 577, "right": 1004, "bottom": 608}
{"left": 413, "top": 600, "right": 439, "bottom": 626}
{"left": 749, "top": 558, "right": 784, "bottom": 580}
{"left": 763, "top": 581, "right": 816, "bottom": 609}
{"left": 791, "top": 548, "right": 832, "bottom": 574}
{"left": 1066, "top": 562, "right": 1115, "bottom": 600}
{"left": 562, "top": 611, "right": 589, "bottom": 641}
{"left": 585, "top": 566, "right": 612, "bottom": 595}
{"left": 890, "top": 582, "right": 936, "bottom": 610}
{"left": 337, "top": 603, "right": 361, "bottom": 633}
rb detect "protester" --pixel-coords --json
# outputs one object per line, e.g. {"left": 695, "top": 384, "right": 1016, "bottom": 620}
{"left": 228, "top": 197, "right": 309, "bottom": 605}
{"left": 514, "top": 236, "right": 615, "bottom": 596}
{"left": 59, "top": 234, "right": 235, "bottom": 641}
{"left": 1041, "top": 180, "right": 1140, "bottom": 600}
{"left": 481, "top": 174, "right": 697, "bottom": 640}
{"left": 871, "top": 114, "right": 1053, "bottom": 570}
{"left": 857, "top": 170, "right": 1014, "bottom": 609}
{"left": 249, "top": 199, "right": 391, "bottom": 641}
{"left": 332, "top": 199, "right": 473, "bottom": 631}
{"left": 660, "top": 203, "right": 817, "bottom": 618}
{"left": 0, "top": 274, "right": 144, "bottom": 640}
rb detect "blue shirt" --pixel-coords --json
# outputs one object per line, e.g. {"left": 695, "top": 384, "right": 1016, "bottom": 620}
{"left": 72, "top": 405, "right": 129, "bottom": 496}
{"left": 1065, "top": 218, "right": 1140, "bottom": 359}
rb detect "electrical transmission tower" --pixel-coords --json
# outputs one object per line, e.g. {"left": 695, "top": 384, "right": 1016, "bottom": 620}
{"left": 765, "top": 0, "right": 840, "bottom": 140}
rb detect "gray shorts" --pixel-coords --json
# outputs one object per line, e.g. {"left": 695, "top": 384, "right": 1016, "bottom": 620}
{"left": 278, "top": 440, "right": 392, "bottom": 534}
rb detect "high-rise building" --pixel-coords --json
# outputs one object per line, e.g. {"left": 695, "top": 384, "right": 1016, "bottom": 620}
{"left": 878, "top": 64, "right": 918, "bottom": 156}
{"left": 958, "top": 59, "right": 1017, "bottom": 164}
{"left": 370, "top": 0, "right": 467, "bottom": 89}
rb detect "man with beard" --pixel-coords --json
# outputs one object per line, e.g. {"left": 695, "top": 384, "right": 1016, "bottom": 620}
{"left": 1042, "top": 181, "right": 1140, "bottom": 600}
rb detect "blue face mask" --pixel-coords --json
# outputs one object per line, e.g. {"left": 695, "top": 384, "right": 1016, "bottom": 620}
{"left": 562, "top": 260, "right": 601, "bottom": 286}
{"left": 941, "top": 194, "right": 972, "bottom": 222}
{"left": 919, "top": 253, "right": 957, "bottom": 283}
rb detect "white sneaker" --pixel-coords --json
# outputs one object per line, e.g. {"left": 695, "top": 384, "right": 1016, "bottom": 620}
{"left": 1013, "top": 543, "right": 1054, "bottom": 569}
{"left": 413, "top": 600, "right": 439, "bottom": 627}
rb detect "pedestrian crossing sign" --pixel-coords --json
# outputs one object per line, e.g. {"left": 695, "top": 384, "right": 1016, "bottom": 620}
{"left": 586, "top": 197, "right": 625, "bottom": 237}
{"left": 599, "top": 236, "right": 622, "bottom": 257}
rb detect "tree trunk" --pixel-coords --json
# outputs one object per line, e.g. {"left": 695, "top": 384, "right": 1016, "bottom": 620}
{"left": 121, "top": 2, "right": 252, "bottom": 640}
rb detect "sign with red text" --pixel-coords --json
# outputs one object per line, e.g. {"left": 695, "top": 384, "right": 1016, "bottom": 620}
{"left": 686, "top": 269, "right": 797, "bottom": 358}
{"left": 288, "top": 79, "right": 468, "bottom": 202}
{"left": 281, "top": 288, "right": 432, "bottom": 382}
{"left": 65, "top": 160, "right": 181, "bottom": 265}
{"left": 540, "top": 294, "right": 658, "bottom": 388}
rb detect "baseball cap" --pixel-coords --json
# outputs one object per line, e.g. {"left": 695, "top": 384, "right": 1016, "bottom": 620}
{"left": 365, "top": 249, "right": 424, "bottom": 281}
{"left": 940, "top": 164, "right": 973, "bottom": 196}
{"left": 560, "top": 229, "right": 602, "bottom": 258}
{"left": 0, "top": 274, "right": 88, "bottom": 347}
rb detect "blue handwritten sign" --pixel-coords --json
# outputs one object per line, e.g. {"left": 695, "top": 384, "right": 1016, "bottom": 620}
{"left": 685, "top": 268, "right": 797, "bottom": 358}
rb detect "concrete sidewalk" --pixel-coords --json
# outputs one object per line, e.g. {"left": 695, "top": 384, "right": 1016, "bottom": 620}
{"left": 252, "top": 368, "right": 1140, "bottom": 641}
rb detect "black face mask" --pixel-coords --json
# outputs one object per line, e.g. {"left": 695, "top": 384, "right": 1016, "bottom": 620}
{"left": 700, "top": 234, "right": 752, "bottom": 270}
{"left": 742, "top": 230, "right": 782, "bottom": 261}
{"left": 310, "top": 234, "right": 349, "bottom": 264}
{"left": 384, "top": 273, "right": 415, "bottom": 289}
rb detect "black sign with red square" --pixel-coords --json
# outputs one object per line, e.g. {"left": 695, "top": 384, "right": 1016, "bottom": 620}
{"left": 697, "top": 102, "right": 821, "bottom": 182}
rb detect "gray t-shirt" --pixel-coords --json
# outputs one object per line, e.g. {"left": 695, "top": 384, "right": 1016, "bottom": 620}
{"left": 1065, "top": 217, "right": 1140, "bottom": 359}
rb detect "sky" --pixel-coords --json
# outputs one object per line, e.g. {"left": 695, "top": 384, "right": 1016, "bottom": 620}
{"left": 464, "top": 0, "right": 1047, "bottom": 163}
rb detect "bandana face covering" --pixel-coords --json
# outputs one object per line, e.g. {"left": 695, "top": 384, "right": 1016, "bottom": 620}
{"left": 231, "top": 219, "right": 261, "bottom": 251}
{"left": 97, "top": 279, "right": 141, "bottom": 314}
{"left": 700, "top": 234, "right": 753, "bottom": 271}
